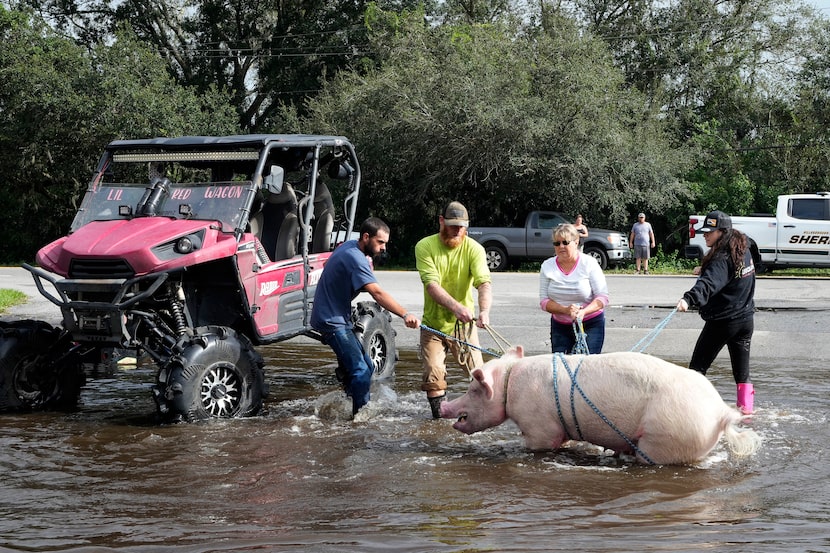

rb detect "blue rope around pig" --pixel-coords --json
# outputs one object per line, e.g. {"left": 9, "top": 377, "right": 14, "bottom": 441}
{"left": 552, "top": 352, "right": 657, "bottom": 466}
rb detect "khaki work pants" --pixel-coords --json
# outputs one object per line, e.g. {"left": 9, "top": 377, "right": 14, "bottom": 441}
{"left": 419, "top": 324, "right": 484, "bottom": 393}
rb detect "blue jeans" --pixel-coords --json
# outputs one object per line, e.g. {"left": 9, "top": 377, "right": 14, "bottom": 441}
{"left": 322, "top": 328, "right": 374, "bottom": 414}
{"left": 550, "top": 313, "right": 606, "bottom": 354}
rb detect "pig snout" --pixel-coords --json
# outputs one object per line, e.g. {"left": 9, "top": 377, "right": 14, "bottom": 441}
{"left": 439, "top": 397, "right": 464, "bottom": 423}
{"left": 439, "top": 393, "right": 506, "bottom": 435}
{"left": 439, "top": 396, "right": 478, "bottom": 434}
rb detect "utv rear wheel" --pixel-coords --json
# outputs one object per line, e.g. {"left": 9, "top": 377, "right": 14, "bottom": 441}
{"left": 155, "top": 326, "right": 267, "bottom": 422}
{"left": 0, "top": 320, "right": 85, "bottom": 412}
{"left": 352, "top": 302, "right": 397, "bottom": 380}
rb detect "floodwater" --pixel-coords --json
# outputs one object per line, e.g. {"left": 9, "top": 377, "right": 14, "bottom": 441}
{"left": 0, "top": 342, "right": 828, "bottom": 553}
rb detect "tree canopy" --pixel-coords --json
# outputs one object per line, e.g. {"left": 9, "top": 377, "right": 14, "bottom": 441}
{"left": 302, "top": 10, "right": 690, "bottom": 255}
{"left": 0, "top": 7, "right": 239, "bottom": 260}
{"left": 2, "top": 0, "right": 830, "bottom": 261}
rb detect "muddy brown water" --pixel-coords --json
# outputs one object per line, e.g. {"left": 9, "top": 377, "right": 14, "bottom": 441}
{"left": 0, "top": 342, "right": 828, "bottom": 552}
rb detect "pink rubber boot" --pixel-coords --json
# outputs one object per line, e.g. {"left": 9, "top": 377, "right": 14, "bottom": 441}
{"left": 737, "top": 383, "right": 755, "bottom": 415}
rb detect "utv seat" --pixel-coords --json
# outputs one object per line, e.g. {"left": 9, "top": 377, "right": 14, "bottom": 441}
{"left": 258, "top": 183, "right": 300, "bottom": 261}
{"left": 311, "top": 182, "right": 335, "bottom": 254}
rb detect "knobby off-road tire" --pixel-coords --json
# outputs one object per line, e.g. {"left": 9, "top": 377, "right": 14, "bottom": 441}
{"left": 0, "top": 320, "right": 85, "bottom": 412}
{"left": 352, "top": 302, "right": 397, "bottom": 380}
{"left": 155, "top": 326, "right": 267, "bottom": 422}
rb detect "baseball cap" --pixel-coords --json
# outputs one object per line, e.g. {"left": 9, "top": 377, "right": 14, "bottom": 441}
{"left": 443, "top": 201, "right": 469, "bottom": 227}
{"left": 638, "top": 213, "right": 645, "bottom": 218}
{"left": 700, "top": 210, "right": 732, "bottom": 233}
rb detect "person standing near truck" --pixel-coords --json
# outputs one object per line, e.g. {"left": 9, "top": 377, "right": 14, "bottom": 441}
{"left": 630, "top": 212, "right": 656, "bottom": 274}
{"left": 311, "top": 217, "right": 421, "bottom": 416}
{"left": 676, "top": 210, "right": 757, "bottom": 415}
{"left": 539, "top": 223, "right": 609, "bottom": 354}
{"left": 574, "top": 214, "right": 589, "bottom": 252}
{"left": 416, "top": 201, "right": 492, "bottom": 419}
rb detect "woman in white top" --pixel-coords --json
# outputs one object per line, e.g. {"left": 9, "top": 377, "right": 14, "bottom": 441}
{"left": 539, "top": 223, "right": 610, "bottom": 353}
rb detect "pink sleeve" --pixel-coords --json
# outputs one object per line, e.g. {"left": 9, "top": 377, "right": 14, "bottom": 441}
{"left": 540, "top": 298, "right": 550, "bottom": 311}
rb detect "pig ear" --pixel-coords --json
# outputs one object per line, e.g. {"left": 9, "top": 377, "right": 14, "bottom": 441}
{"left": 472, "top": 368, "right": 496, "bottom": 400}
{"left": 472, "top": 368, "right": 486, "bottom": 384}
{"left": 506, "top": 345, "right": 524, "bottom": 359}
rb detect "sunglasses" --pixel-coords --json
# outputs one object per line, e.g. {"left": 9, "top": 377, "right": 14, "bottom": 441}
{"left": 553, "top": 240, "right": 571, "bottom": 246}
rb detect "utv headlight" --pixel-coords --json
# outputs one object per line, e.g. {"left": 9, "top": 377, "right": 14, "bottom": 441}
{"left": 175, "top": 235, "right": 201, "bottom": 254}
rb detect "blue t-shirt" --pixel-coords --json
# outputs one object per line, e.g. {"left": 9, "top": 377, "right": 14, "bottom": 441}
{"left": 310, "top": 240, "right": 377, "bottom": 333}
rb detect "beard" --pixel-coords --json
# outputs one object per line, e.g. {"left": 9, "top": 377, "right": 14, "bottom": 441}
{"left": 440, "top": 226, "right": 465, "bottom": 249}
{"left": 365, "top": 242, "right": 382, "bottom": 258}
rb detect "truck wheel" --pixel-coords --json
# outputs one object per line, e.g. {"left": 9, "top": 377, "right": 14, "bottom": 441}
{"left": 750, "top": 242, "right": 768, "bottom": 274}
{"left": 155, "top": 326, "right": 267, "bottom": 422}
{"left": 352, "top": 302, "right": 397, "bottom": 380}
{"left": 484, "top": 243, "right": 509, "bottom": 272}
{"left": 584, "top": 245, "right": 609, "bottom": 270}
{"left": 0, "top": 320, "right": 85, "bottom": 412}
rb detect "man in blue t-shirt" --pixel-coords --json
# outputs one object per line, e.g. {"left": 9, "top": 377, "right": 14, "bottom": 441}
{"left": 311, "top": 217, "right": 420, "bottom": 415}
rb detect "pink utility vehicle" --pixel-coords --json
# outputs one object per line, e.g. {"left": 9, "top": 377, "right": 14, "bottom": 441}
{"left": 0, "top": 135, "right": 396, "bottom": 421}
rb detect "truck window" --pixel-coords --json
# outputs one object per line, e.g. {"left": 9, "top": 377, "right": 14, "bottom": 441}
{"left": 789, "top": 199, "right": 830, "bottom": 221}
{"left": 536, "top": 213, "right": 567, "bottom": 229}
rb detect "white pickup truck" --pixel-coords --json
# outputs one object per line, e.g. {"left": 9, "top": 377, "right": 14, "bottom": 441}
{"left": 684, "top": 192, "right": 830, "bottom": 272}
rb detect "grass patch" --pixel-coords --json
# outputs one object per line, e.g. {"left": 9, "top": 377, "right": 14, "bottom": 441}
{"left": 0, "top": 289, "right": 27, "bottom": 313}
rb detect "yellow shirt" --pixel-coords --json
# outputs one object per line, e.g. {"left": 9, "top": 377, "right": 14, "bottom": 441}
{"left": 415, "top": 234, "right": 491, "bottom": 334}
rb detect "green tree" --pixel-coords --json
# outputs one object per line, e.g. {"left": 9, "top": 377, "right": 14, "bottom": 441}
{"left": 22, "top": 0, "right": 435, "bottom": 130}
{"left": 439, "top": 0, "right": 513, "bottom": 23}
{"left": 0, "top": 8, "right": 238, "bottom": 262}
{"left": 781, "top": 15, "right": 830, "bottom": 194}
{"left": 560, "top": 0, "right": 821, "bottom": 219}
{"left": 303, "top": 10, "right": 691, "bottom": 261}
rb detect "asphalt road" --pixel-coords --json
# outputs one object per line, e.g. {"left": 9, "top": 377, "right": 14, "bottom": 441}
{"left": 1, "top": 266, "right": 827, "bottom": 361}
{"left": 374, "top": 270, "right": 830, "bottom": 362}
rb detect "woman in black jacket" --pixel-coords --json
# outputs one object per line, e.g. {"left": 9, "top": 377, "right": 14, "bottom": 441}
{"left": 677, "top": 210, "right": 757, "bottom": 414}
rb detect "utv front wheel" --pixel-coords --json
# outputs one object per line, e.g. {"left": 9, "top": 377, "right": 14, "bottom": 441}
{"left": 352, "top": 302, "right": 398, "bottom": 380}
{"left": 155, "top": 326, "right": 267, "bottom": 422}
{"left": 0, "top": 320, "right": 85, "bottom": 412}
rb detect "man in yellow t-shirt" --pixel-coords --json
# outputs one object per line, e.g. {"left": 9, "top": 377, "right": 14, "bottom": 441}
{"left": 415, "top": 201, "right": 492, "bottom": 418}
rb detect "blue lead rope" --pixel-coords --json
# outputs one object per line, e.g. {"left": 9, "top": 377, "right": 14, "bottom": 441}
{"left": 571, "top": 319, "right": 590, "bottom": 354}
{"left": 418, "top": 323, "right": 503, "bottom": 358}
{"left": 630, "top": 308, "right": 678, "bottom": 353}
{"left": 420, "top": 306, "right": 677, "bottom": 358}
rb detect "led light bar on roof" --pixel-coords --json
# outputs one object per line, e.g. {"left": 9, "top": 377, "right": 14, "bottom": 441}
{"left": 112, "top": 151, "right": 261, "bottom": 163}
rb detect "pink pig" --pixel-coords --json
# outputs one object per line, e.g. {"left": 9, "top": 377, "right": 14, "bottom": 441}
{"left": 440, "top": 346, "right": 761, "bottom": 465}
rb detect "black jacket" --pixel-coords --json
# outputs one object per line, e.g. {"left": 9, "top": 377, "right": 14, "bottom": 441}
{"left": 683, "top": 248, "right": 755, "bottom": 322}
